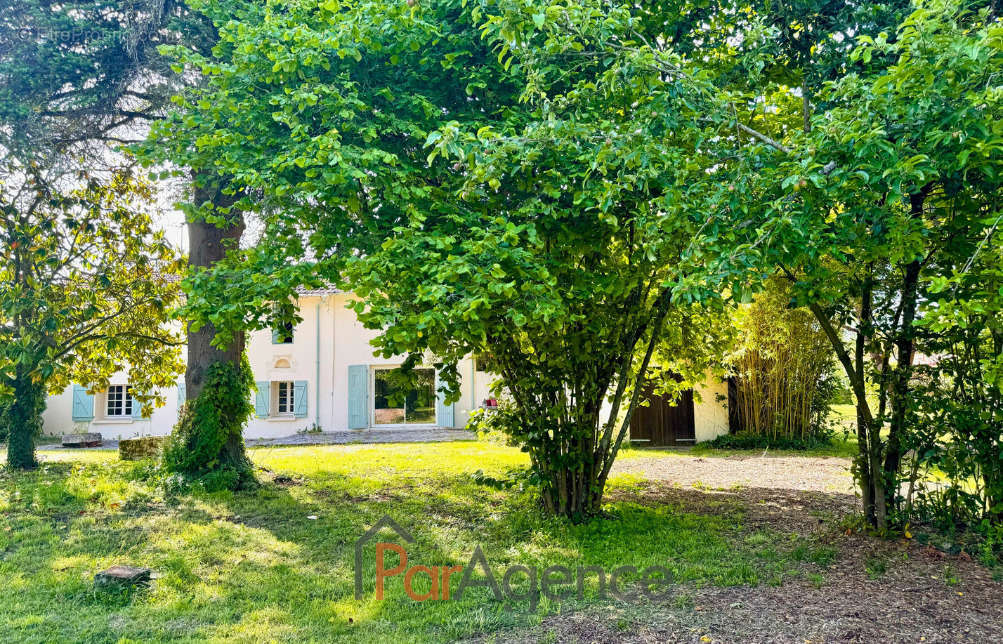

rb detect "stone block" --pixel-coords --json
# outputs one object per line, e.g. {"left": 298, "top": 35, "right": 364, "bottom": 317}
{"left": 61, "top": 433, "right": 102, "bottom": 448}
{"left": 94, "top": 565, "right": 151, "bottom": 588}
{"left": 119, "top": 436, "right": 165, "bottom": 460}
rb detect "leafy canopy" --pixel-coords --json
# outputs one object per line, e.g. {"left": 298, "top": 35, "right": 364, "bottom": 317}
{"left": 0, "top": 163, "right": 184, "bottom": 409}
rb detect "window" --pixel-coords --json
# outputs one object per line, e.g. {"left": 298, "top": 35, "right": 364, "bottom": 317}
{"left": 474, "top": 353, "right": 497, "bottom": 373}
{"left": 373, "top": 367, "right": 435, "bottom": 425}
{"left": 106, "top": 385, "right": 133, "bottom": 417}
{"left": 273, "top": 321, "right": 294, "bottom": 344}
{"left": 271, "top": 301, "right": 295, "bottom": 344}
{"left": 276, "top": 381, "right": 295, "bottom": 415}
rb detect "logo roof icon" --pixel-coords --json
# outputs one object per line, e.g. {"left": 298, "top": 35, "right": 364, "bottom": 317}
{"left": 355, "top": 515, "right": 415, "bottom": 599}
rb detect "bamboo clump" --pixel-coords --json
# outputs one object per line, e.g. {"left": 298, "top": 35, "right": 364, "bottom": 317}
{"left": 731, "top": 281, "right": 834, "bottom": 441}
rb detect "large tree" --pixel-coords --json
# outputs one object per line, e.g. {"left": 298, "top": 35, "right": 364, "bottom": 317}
{"left": 471, "top": 0, "right": 1003, "bottom": 531}
{"left": 0, "top": 161, "right": 183, "bottom": 468}
{"left": 1, "top": 1, "right": 260, "bottom": 482}
{"left": 148, "top": 0, "right": 734, "bottom": 518}
{"left": 734, "top": 1, "right": 1003, "bottom": 529}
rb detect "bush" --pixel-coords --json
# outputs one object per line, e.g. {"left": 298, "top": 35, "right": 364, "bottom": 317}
{"left": 161, "top": 356, "right": 255, "bottom": 490}
{"left": 706, "top": 430, "right": 834, "bottom": 451}
{"left": 119, "top": 437, "right": 166, "bottom": 461}
{"left": 729, "top": 278, "right": 841, "bottom": 442}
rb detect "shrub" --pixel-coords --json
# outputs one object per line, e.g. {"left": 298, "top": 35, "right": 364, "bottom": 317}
{"left": 161, "top": 356, "right": 255, "bottom": 490}
{"left": 707, "top": 431, "right": 834, "bottom": 452}
{"left": 728, "top": 278, "right": 841, "bottom": 442}
{"left": 119, "top": 437, "right": 166, "bottom": 461}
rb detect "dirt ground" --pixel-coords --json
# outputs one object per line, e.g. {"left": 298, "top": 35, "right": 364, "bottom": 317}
{"left": 484, "top": 455, "right": 1003, "bottom": 644}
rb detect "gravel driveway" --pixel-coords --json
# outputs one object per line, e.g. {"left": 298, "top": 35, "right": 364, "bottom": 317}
{"left": 614, "top": 452, "right": 856, "bottom": 494}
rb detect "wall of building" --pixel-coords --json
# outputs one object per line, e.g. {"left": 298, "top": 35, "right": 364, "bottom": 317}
{"left": 41, "top": 380, "right": 184, "bottom": 441}
{"left": 41, "top": 291, "right": 729, "bottom": 441}
{"left": 41, "top": 293, "right": 490, "bottom": 439}
{"left": 693, "top": 374, "right": 730, "bottom": 442}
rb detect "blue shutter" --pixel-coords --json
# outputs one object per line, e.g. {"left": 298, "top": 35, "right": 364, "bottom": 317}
{"left": 347, "top": 365, "right": 368, "bottom": 429}
{"left": 255, "top": 381, "right": 270, "bottom": 418}
{"left": 177, "top": 381, "right": 186, "bottom": 407}
{"left": 293, "top": 380, "right": 308, "bottom": 418}
{"left": 436, "top": 375, "right": 455, "bottom": 428}
{"left": 71, "top": 385, "right": 94, "bottom": 421}
{"left": 272, "top": 328, "right": 281, "bottom": 344}
{"left": 131, "top": 388, "right": 145, "bottom": 419}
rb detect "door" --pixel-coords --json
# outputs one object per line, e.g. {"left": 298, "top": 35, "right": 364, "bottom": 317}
{"left": 372, "top": 366, "right": 436, "bottom": 426}
{"left": 630, "top": 381, "right": 696, "bottom": 447}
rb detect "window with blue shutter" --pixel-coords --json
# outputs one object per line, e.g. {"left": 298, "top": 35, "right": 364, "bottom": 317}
{"left": 347, "top": 365, "right": 368, "bottom": 429}
{"left": 435, "top": 374, "right": 455, "bottom": 428}
{"left": 177, "top": 381, "right": 186, "bottom": 407}
{"left": 131, "top": 387, "right": 145, "bottom": 419}
{"left": 71, "top": 385, "right": 94, "bottom": 422}
{"left": 255, "top": 381, "right": 270, "bottom": 418}
{"left": 293, "top": 381, "right": 308, "bottom": 418}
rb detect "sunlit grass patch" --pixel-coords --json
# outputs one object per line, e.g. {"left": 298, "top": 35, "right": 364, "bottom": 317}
{"left": 2, "top": 441, "right": 835, "bottom": 642}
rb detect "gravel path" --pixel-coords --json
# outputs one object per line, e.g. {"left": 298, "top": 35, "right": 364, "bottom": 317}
{"left": 614, "top": 452, "right": 856, "bottom": 494}
{"left": 36, "top": 428, "right": 476, "bottom": 451}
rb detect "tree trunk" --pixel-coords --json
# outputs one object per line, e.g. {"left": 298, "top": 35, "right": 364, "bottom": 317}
{"left": 883, "top": 260, "right": 922, "bottom": 497}
{"left": 183, "top": 175, "right": 251, "bottom": 474}
{"left": 805, "top": 278, "right": 883, "bottom": 527}
{"left": 541, "top": 462, "right": 602, "bottom": 520}
{"left": 5, "top": 369, "right": 46, "bottom": 469}
{"left": 186, "top": 178, "right": 246, "bottom": 401}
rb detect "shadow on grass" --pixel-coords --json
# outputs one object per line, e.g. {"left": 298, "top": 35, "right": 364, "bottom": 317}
{"left": 1, "top": 450, "right": 859, "bottom": 643}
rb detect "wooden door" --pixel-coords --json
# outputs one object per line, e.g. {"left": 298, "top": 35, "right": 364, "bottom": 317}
{"left": 629, "top": 383, "right": 696, "bottom": 447}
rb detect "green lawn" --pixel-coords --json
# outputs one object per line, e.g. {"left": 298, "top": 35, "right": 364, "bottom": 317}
{"left": 0, "top": 442, "right": 840, "bottom": 643}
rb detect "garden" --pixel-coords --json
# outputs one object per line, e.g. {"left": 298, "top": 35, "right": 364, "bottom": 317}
{"left": 3, "top": 441, "right": 1001, "bottom": 643}
{"left": 3, "top": 0, "right": 1003, "bottom": 641}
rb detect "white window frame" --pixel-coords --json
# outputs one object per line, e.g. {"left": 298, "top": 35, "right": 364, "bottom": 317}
{"left": 105, "top": 385, "right": 133, "bottom": 418}
{"left": 273, "top": 381, "right": 295, "bottom": 417}
{"left": 370, "top": 365, "right": 437, "bottom": 427}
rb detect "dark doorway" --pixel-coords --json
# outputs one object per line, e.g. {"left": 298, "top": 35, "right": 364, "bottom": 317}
{"left": 629, "top": 382, "right": 696, "bottom": 447}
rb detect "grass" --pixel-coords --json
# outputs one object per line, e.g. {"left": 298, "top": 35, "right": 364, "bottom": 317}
{"left": 0, "top": 442, "right": 834, "bottom": 643}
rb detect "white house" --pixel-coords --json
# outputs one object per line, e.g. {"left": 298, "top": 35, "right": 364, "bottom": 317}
{"left": 41, "top": 289, "right": 731, "bottom": 443}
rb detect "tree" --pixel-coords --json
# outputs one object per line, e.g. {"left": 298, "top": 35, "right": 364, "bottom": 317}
{"left": 902, "top": 183, "right": 1003, "bottom": 525}
{"left": 148, "top": 0, "right": 734, "bottom": 518}
{"left": 0, "top": 161, "right": 184, "bottom": 468}
{"left": 1, "top": 1, "right": 261, "bottom": 484}
{"left": 724, "top": 0, "right": 1003, "bottom": 529}
{"left": 474, "top": 0, "right": 1000, "bottom": 530}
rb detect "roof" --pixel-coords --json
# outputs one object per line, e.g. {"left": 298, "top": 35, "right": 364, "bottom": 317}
{"left": 296, "top": 286, "right": 343, "bottom": 297}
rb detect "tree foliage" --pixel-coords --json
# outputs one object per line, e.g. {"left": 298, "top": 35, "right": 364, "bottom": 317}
{"left": 0, "top": 162, "right": 184, "bottom": 468}
{"left": 143, "top": 0, "right": 1003, "bottom": 531}
{"left": 161, "top": 355, "right": 255, "bottom": 489}
{"left": 0, "top": 0, "right": 214, "bottom": 158}
{"left": 150, "top": 0, "right": 734, "bottom": 518}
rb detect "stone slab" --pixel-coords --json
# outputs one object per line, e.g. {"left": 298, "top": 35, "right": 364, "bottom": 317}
{"left": 94, "top": 565, "right": 152, "bottom": 587}
{"left": 62, "top": 433, "right": 103, "bottom": 448}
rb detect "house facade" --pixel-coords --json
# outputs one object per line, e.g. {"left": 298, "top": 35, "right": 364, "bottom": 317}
{"left": 41, "top": 290, "right": 731, "bottom": 442}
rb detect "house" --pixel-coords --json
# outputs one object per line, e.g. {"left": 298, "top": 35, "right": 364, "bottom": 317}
{"left": 41, "top": 289, "right": 731, "bottom": 443}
